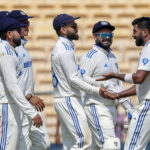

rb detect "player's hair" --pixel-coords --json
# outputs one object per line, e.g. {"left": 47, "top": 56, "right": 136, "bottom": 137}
{"left": 55, "top": 28, "right": 61, "bottom": 36}
{"left": 132, "top": 17, "right": 150, "bottom": 33}
{"left": 0, "top": 32, "right": 7, "bottom": 40}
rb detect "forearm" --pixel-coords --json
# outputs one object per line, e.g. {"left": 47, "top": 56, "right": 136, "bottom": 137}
{"left": 69, "top": 73, "right": 100, "bottom": 96}
{"left": 114, "top": 73, "right": 125, "bottom": 81}
{"left": 117, "top": 85, "right": 136, "bottom": 98}
{"left": 82, "top": 75, "right": 105, "bottom": 87}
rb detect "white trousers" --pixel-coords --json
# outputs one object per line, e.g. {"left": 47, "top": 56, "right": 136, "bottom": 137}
{"left": 18, "top": 112, "right": 50, "bottom": 150}
{"left": 125, "top": 99, "right": 150, "bottom": 150}
{"left": 84, "top": 103, "right": 117, "bottom": 150}
{"left": 0, "top": 103, "right": 21, "bottom": 150}
{"left": 54, "top": 96, "right": 92, "bottom": 150}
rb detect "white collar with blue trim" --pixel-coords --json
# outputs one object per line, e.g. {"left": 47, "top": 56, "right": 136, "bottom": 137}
{"left": 59, "top": 36, "right": 75, "bottom": 49}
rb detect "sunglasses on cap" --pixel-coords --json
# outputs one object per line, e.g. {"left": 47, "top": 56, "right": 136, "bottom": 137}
{"left": 96, "top": 33, "right": 113, "bottom": 39}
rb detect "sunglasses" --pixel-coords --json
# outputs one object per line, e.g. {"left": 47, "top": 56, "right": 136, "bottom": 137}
{"left": 96, "top": 33, "right": 113, "bottom": 39}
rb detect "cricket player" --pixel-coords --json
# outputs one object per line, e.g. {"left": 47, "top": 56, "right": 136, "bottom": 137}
{"left": 0, "top": 15, "right": 42, "bottom": 150}
{"left": 80, "top": 21, "right": 135, "bottom": 150}
{"left": 8, "top": 10, "right": 50, "bottom": 150}
{"left": 97, "top": 17, "right": 150, "bottom": 150}
{"left": 51, "top": 13, "right": 109, "bottom": 150}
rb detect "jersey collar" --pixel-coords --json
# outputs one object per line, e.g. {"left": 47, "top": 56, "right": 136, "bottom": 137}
{"left": 59, "top": 36, "right": 75, "bottom": 49}
{"left": 21, "top": 38, "right": 28, "bottom": 46}
{"left": 93, "top": 44, "right": 111, "bottom": 56}
{"left": 144, "top": 40, "right": 150, "bottom": 48}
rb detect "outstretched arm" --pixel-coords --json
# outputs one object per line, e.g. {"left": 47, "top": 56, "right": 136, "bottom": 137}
{"left": 96, "top": 70, "right": 148, "bottom": 84}
{"left": 100, "top": 85, "right": 136, "bottom": 100}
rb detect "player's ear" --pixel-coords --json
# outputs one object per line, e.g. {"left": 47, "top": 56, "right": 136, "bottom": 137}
{"left": 93, "top": 33, "right": 97, "bottom": 41}
{"left": 60, "top": 26, "right": 67, "bottom": 35}
{"left": 142, "top": 28, "right": 149, "bottom": 38}
{"left": 6, "top": 31, "right": 13, "bottom": 40}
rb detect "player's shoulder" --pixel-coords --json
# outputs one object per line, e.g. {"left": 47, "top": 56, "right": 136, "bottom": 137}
{"left": 83, "top": 48, "right": 99, "bottom": 60}
{"left": 54, "top": 38, "right": 74, "bottom": 56}
{"left": 109, "top": 51, "right": 117, "bottom": 59}
{"left": 0, "top": 40, "right": 14, "bottom": 56}
{"left": 143, "top": 41, "right": 150, "bottom": 52}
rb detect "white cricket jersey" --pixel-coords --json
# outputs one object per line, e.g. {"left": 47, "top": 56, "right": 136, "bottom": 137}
{"left": 137, "top": 40, "right": 150, "bottom": 102}
{"left": 80, "top": 44, "right": 120, "bottom": 105}
{"left": 51, "top": 36, "right": 99, "bottom": 98}
{"left": 16, "top": 38, "right": 34, "bottom": 96}
{"left": 0, "top": 40, "right": 37, "bottom": 119}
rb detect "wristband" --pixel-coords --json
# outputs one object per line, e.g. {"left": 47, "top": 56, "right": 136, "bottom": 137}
{"left": 27, "top": 95, "right": 32, "bottom": 101}
{"left": 124, "top": 73, "right": 134, "bottom": 83}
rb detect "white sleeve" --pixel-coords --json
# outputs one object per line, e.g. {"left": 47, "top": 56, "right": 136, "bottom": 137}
{"left": 82, "top": 73, "right": 106, "bottom": 87}
{"left": 25, "top": 71, "right": 34, "bottom": 96}
{"left": 0, "top": 55, "right": 37, "bottom": 119}
{"left": 59, "top": 52, "right": 100, "bottom": 96}
{"left": 138, "top": 47, "right": 150, "bottom": 71}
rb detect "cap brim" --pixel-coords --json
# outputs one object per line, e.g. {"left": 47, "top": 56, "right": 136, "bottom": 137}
{"left": 19, "top": 16, "right": 34, "bottom": 21}
{"left": 109, "top": 26, "right": 115, "bottom": 31}
{"left": 67, "top": 17, "right": 80, "bottom": 24}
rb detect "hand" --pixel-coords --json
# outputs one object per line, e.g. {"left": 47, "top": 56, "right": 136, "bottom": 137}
{"left": 100, "top": 86, "right": 117, "bottom": 100}
{"left": 32, "top": 114, "right": 43, "bottom": 128}
{"left": 29, "top": 96, "right": 45, "bottom": 112}
{"left": 56, "top": 135, "right": 61, "bottom": 145}
{"left": 96, "top": 72, "right": 116, "bottom": 81}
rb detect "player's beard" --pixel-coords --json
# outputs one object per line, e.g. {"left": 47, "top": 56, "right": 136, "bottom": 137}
{"left": 13, "top": 36, "right": 21, "bottom": 47}
{"left": 66, "top": 30, "right": 79, "bottom": 40}
{"left": 135, "top": 32, "right": 144, "bottom": 46}
{"left": 96, "top": 38, "right": 112, "bottom": 50}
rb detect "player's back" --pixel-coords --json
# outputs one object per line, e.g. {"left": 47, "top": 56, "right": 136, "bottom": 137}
{"left": 51, "top": 37, "right": 81, "bottom": 98}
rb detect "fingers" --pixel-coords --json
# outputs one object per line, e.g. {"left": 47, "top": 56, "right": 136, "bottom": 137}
{"left": 96, "top": 76, "right": 106, "bottom": 81}
{"left": 30, "top": 96, "right": 45, "bottom": 112}
{"left": 32, "top": 114, "right": 43, "bottom": 128}
{"left": 35, "top": 99, "right": 45, "bottom": 111}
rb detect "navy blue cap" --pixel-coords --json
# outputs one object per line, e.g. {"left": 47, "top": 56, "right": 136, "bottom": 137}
{"left": 53, "top": 13, "right": 80, "bottom": 30}
{"left": 0, "top": 16, "right": 27, "bottom": 33}
{"left": 92, "top": 21, "right": 115, "bottom": 33}
{"left": 8, "top": 10, "right": 33, "bottom": 21}
{"left": 0, "top": 11, "right": 9, "bottom": 17}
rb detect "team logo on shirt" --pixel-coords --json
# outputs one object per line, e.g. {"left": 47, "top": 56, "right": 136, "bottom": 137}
{"left": 23, "top": 53, "right": 26, "bottom": 57}
{"left": 104, "top": 63, "right": 108, "bottom": 68}
{"left": 80, "top": 69, "right": 86, "bottom": 76}
{"left": 143, "top": 58, "right": 149, "bottom": 65}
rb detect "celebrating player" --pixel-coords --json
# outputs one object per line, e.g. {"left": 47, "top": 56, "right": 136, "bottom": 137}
{"left": 8, "top": 10, "right": 51, "bottom": 150}
{"left": 51, "top": 13, "right": 109, "bottom": 150}
{"left": 80, "top": 20, "right": 135, "bottom": 150}
{"left": 0, "top": 14, "right": 42, "bottom": 150}
{"left": 97, "top": 17, "right": 150, "bottom": 150}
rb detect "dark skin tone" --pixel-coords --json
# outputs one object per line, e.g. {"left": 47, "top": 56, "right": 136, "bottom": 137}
{"left": 97, "top": 24, "right": 150, "bottom": 100}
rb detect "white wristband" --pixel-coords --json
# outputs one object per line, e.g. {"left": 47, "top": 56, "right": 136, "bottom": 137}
{"left": 124, "top": 73, "right": 134, "bottom": 83}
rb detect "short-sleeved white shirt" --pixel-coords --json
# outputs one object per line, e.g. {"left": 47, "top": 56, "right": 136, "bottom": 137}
{"left": 137, "top": 40, "right": 150, "bottom": 102}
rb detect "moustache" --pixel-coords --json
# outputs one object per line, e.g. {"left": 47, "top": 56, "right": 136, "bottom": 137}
{"left": 102, "top": 39, "right": 111, "bottom": 42}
